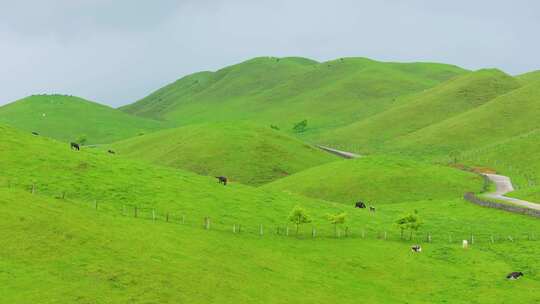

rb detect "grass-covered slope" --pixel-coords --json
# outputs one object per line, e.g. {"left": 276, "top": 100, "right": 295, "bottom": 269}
{"left": 121, "top": 57, "right": 467, "bottom": 138}
{"left": 318, "top": 69, "right": 520, "bottom": 153}
{"left": 121, "top": 57, "right": 318, "bottom": 119}
{"left": 264, "top": 156, "right": 483, "bottom": 205}
{"left": 390, "top": 81, "right": 540, "bottom": 157}
{"left": 0, "top": 94, "right": 164, "bottom": 144}
{"left": 111, "top": 123, "right": 338, "bottom": 186}
{"left": 517, "top": 70, "right": 540, "bottom": 84}
{"left": 2, "top": 188, "right": 540, "bottom": 304}
{"left": 2, "top": 123, "right": 540, "bottom": 303}
{"left": 0, "top": 123, "right": 356, "bottom": 227}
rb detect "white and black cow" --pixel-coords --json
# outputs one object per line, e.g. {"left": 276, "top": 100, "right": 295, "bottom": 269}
{"left": 506, "top": 272, "right": 523, "bottom": 280}
{"left": 411, "top": 245, "right": 422, "bottom": 253}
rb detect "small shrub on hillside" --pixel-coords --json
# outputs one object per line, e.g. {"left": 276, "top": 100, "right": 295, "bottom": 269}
{"left": 293, "top": 120, "right": 308, "bottom": 133}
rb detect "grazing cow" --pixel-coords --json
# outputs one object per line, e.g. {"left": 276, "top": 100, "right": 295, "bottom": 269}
{"left": 411, "top": 245, "right": 422, "bottom": 253}
{"left": 31, "top": 131, "right": 39, "bottom": 136}
{"left": 369, "top": 206, "right": 376, "bottom": 212}
{"left": 216, "top": 176, "right": 228, "bottom": 186}
{"left": 108, "top": 149, "right": 115, "bottom": 154}
{"left": 506, "top": 272, "right": 523, "bottom": 280}
{"left": 70, "top": 142, "right": 80, "bottom": 151}
{"left": 355, "top": 201, "right": 366, "bottom": 209}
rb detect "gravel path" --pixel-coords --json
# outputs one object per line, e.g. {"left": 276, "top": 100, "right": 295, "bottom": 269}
{"left": 483, "top": 174, "right": 540, "bottom": 211}
{"left": 316, "top": 145, "right": 361, "bottom": 159}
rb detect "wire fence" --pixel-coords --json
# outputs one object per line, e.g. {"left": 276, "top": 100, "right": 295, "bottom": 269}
{"left": 114, "top": 203, "right": 539, "bottom": 245}
{"left": 6, "top": 182, "right": 540, "bottom": 245}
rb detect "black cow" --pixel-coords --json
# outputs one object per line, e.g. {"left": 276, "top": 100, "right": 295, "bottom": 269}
{"left": 506, "top": 272, "right": 523, "bottom": 280}
{"left": 31, "top": 131, "right": 39, "bottom": 136}
{"left": 70, "top": 142, "right": 80, "bottom": 151}
{"left": 108, "top": 149, "right": 116, "bottom": 154}
{"left": 216, "top": 176, "right": 228, "bottom": 186}
{"left": 411, "top": 245, "right": 422, "bottom": 253}
{"left": 369, "top": 206, "right": 376, "bottom": 212}
{"left": 355, "top": 201, "right": 366, "bottom": 208}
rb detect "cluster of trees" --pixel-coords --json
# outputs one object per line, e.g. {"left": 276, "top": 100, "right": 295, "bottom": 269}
{"left": 288, "top": 206, "right": 423, "bottom": 239}
{"left": 288, "top": 206, "right": 347, "bottom": 237}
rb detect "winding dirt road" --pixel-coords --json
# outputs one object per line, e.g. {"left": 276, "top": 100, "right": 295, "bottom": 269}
{"left": 483, "top": 174, "right": 540, "bottom": 211}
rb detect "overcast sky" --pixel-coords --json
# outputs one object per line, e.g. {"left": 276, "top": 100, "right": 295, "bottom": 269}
{"left": 1, "top": 0, "right": 539, "bottom": 107}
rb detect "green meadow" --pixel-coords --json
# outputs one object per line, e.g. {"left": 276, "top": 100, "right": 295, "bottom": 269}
{"left": 110, "top": 122, "right": 338, "bottom": 185}
{"left": 1, "top": 56, "right": 539, "bottom": 303}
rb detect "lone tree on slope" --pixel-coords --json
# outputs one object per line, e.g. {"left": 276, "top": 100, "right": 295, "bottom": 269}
{"left": 396, "top": 210, "right": 422, "bottom": 240}
{"left": 288, "top": 206, "right": 311, "bottom": 235}
{"left": 328, "top": 212, "right": 347, "bottom": 237}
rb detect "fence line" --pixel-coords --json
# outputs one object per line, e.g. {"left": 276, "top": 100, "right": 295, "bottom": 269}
{"left": 115, "top": 204, "right": 538, "bottom": 244}
{"left": 7, "top": 181, "right": 540, "bottom": 245}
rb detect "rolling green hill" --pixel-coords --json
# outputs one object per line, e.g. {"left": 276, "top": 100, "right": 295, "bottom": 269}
{"left": 111, "top": 123, "right": 338, "bottom": 186}
{"left": 389, "top": 81, "right": 540, "bottom": 157}
{"left": 264, "top": 156, "right": 483, "bottom": 205}
{"left": 0, "top": 94, "right": 165, "bottom": 144}
{"left": 0, "top": 123, "right": 347, "bottom": 226}
{"left": 518, "top": 70, "right": 540, "bottom": 84}
{"left": 318, "top": 69, "right": 520, "bottom": 153}
{"left": 3, "top": 187, "right": 540, "bottom": 303}
{"left": 2, "top": 122, "right": 540, "bottom": 303}
{"left": 121, "top": 57, "right": 467, "bottom": 138}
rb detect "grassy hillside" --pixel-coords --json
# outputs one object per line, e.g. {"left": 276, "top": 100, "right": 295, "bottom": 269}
{"left": 121, "top": 57, "right": 467, "bottom": 138}
{"left": 264, "top": 156, "right": 483, "bottom": 205}
{"left": 2, "top": 122, "right": 540, "bottom": 303}
{"left": 318, "top": 69, "right": 520, "bottom": 152}
{"left": 0, "top": 124, "right": 348, "bottom": 227}
{"left": 517, "top": 70, "right": 540, "bottom": 84}
{"left": 2, "top": 188, "right": 540, "bottom": 303}
{"left": 121, "top": 57, "right": 318, "bottom": 119}
{"left": 390, "top": 81, "right": 540, "bottom": 157}
{"left": 0, "top": 94, "right": 164, "bottom": 144}
{"left": 111, "top": 123, "right": 338, "bottom": 186}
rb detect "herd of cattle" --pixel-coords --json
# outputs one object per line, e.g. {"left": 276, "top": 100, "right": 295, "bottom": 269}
{"left": 32, "top": 132, "right": 523, "bottom": 281}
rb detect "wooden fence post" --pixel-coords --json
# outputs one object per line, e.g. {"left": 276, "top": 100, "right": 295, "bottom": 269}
{"left": 182, "top": 215, "right": 185, "bottom": 224}
{"left": 166, "top": 213, "right": 169, "bottom": 222}
{"left": 31, "top": 183, "right": 36, "bottom": 194}
{"left": 233, "top": 224, "right": 236, "bottom": 233}
{"left": 134, "top": 206, "right": 138, "bottom": 218}
{"left": 95, "top": 200, "right": 98, "bottom": 210}
{"left": 361, "top": 229, "right": 365, "bottom": 239}
{"left": 312, "top": 227, "right": 316, "bottom": 238}
{"left": 152, "top": 209, "right": 156, "bottom": 222}
{"left": 286, "top": 226, "right": 289, "bottom": 236}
